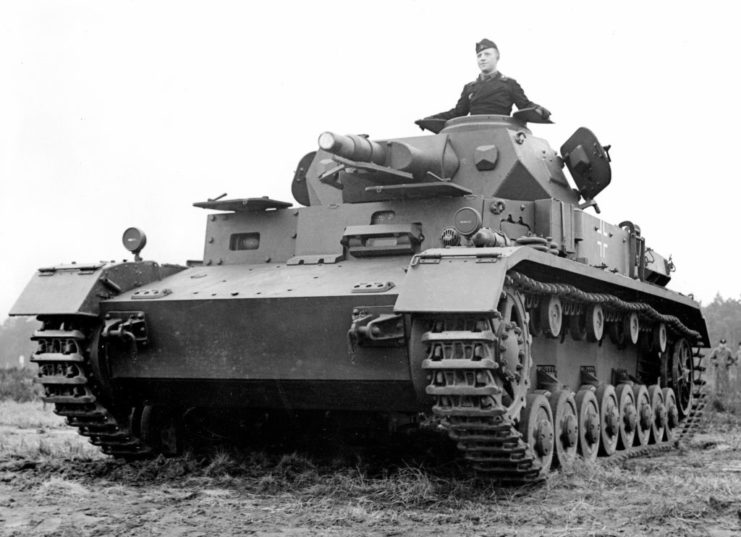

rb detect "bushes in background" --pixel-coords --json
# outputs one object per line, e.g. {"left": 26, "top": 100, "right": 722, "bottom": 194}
{"left": 0, "top": 367, "right": 42, "bottom": 402}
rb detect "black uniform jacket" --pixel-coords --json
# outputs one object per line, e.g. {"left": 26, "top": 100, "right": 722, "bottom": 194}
{"left": 430, "top": 71, "right": 536, "bottom": 120}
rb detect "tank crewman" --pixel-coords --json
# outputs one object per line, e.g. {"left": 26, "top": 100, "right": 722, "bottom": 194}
{"left": 416, "top": 39, "right": 550, "bottom": 124}
{"left": 708, "top": 339, "right": 735, "bottom": 394}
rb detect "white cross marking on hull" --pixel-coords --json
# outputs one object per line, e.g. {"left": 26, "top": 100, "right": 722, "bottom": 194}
{"left": 597, "top": 220, "right": 609, "bottom": 259}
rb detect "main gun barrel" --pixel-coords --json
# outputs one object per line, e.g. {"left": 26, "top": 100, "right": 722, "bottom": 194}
{"left": 318, "top": 132, "right": 386, "bottom": 165}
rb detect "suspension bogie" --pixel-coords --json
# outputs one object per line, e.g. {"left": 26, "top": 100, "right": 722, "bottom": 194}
{"left": 417, "top": 268, "right": 706, "bottom": 484}
{"left": 520, "top": 273, "right": 705, "bottom": 464}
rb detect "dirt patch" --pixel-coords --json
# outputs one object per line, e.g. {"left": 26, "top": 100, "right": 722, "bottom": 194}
{"left": 1, "top": 400, "right": 740, "bottom": 536}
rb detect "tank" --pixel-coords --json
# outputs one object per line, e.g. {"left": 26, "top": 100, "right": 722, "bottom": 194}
{"left": 10, "top": 110, "right": 709, "bottom": 483}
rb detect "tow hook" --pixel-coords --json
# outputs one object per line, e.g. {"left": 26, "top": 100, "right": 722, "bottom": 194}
{"left": 348, "top": 306, "right": 405, "bottom": 351}
{"left": 102, "top": 311, "right": 149, "bottom": 347}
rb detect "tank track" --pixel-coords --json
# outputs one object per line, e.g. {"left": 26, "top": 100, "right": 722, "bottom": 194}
{"left": 31, "top": 314, "right": 152, "bottom": 458}
{"left": 421, "top": 316, "right": 543, "bottom": 484}
{"left": 421, "top": 271, "right": 706, "bottom": 484}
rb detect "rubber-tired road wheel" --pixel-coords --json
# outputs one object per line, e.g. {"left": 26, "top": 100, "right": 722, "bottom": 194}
{"left": 633, "top": 385, "right": 651, "bottom": 446}
{"left": 662, "top": 387, "right": 679, "bottom": 442}
{"left": 596, "top": 384, "right": 620, "bottom": 455}
{"left": 548, "top": 390, "right": 578, "bottom": 467}
{"left": 615, "top": 383, "right": 637, "bottom": 450}
{"left": 519, "top": 393, "right": 555, "bottom": 478}
{"left": 575, "top": 389, "right": 600, "bottom": 461}
{"left": 648, "top": 385, "right": 667, "bottom": 444}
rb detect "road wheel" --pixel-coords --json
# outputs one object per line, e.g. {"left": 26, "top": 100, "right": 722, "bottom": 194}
{"left": 548, "top": 390, "right": 578, "bottom": 466}
{"left": 519, "top": 393, "right": 555, "bottom": 477}
{"left": 633, "top": 385, "right": 651, "bottom": 446}
{"left": 662, "top": 387, "right": 679, "bottom": 442}
{"left": 648, "top": 385, "right": 667, "bottom": 444}
{"left": 575, "top": 389, "right": 600, "bottom": 461}
{"left": 615, "top": 383, "right": 637, "bottom": 450}
{"left": 596, "top": 384, "right": 619, "bottom": 455}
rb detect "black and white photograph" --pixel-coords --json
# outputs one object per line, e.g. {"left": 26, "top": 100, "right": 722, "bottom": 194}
{"left": 1, "top": 1, "right": 740, "bottom": 535}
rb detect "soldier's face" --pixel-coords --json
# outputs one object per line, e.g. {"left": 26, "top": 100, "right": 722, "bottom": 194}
{"left": 477, "top": 48, "right": 499, "bottom": 74}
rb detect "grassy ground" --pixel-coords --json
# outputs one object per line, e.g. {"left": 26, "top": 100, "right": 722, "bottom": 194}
{"left": 0, "top": 391, "right": 740, "bottom": 536}
{"left": 0, "top": 400, "right": 103, "bottom": 462}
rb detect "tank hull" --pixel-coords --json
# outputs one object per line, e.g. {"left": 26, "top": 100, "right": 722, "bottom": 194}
{"left": 11, "top": 115, "right": 711, "bottom": 482}
{"left": 90, "top": 247, "right": 705, "bottom": 414}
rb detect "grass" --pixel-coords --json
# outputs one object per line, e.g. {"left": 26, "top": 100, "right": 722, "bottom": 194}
{"left": 1, "top": 389, "right": 740, "bottom": 536}
{"left": 0, "top": 400, "right": 66, "bottom": 429}
{"left": 0, "top": 400, "right": 102, "bottom": 463}
{"left": 1, "top": 433, "right": 734, "bottom": 533}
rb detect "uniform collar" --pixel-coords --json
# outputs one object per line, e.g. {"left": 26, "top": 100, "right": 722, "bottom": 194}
{"left": 477, "top": 70, "right": 500, "bottom": 82}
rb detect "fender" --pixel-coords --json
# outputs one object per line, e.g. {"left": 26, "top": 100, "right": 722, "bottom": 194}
{"left": 394, "top": 247, "right": 709, "bottom": 346}
{"left": 394, "top": 248, "right": 509, "bottom": 314}
{"left": 9, "top": 261, "right": 185, "bottom": 317}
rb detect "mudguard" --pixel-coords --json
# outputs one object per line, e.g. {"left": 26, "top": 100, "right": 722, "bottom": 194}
{"left": 394, "top": 248, "right": 510, "bottom": 314}
{"left": 394, "top": 246, "right": 709, "bottom": 346}
{"left": 9, "top": 261, "right": 185, "bottom": 316}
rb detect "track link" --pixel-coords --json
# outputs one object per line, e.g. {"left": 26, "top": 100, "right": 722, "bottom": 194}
{"left": 420, "top": 305, "right": 545, "bottom": 484}
{"left": 31, "top": 315, "right": 151, "bottom": 458}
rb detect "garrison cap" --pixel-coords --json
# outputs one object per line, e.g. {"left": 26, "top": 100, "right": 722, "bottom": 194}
{"left": 720, "top": 338, "right": 727, "bottom": 344}
{"left": 476, "top": 38, "right": 498, "bottom": 53}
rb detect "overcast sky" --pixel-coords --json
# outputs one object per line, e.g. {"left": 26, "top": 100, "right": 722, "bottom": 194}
{"left": 1, "top": 0, "right": 739, "bottom": 321}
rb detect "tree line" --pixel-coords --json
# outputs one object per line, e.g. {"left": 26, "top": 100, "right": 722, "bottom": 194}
{"left": 0, "top": 316, "right": 39, "bottom": 368}
{"left": 703, "top": 293, "right": 741, "bottom": 349}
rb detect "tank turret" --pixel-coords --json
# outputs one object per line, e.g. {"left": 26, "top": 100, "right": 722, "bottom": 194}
{"left": 298, "top": 116, "right": 610, "bottom": 210}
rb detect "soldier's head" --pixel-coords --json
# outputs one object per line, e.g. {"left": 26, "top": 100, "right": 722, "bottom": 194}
{"left": 720, "top": 338, "right": 727, "bottom": 345}
{"left": 475, "top": 39, "right": 499, "bottom": 75}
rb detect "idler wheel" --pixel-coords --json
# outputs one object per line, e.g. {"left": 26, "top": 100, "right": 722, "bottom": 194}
{"left": 519, "top": 393, "right": 554, "bottom": 477}
{"left": 662, "top": 387, "right": 679, "bottom": 441}
{"left": 615, "top": 383, "right": 637, "bottom": 450}
{"left": 647, "top": 385, "right": 667, "bottom": 444}
{"left": 575, "top": 388, "right": 600, "bottom": 461}
{"left": 539, "top": 295, "right": 563, "bottom": 339}
{"left": 672, "top": 338, "right": 694, "bottom": 418}
{"left": 548, "top": 390, "right": 578, "bottom": 467}
{"left": 632, "top": 385, "right": 651, "bottom": 446}
{"left": 596, "top": 384, "right": 620, "bottom": 455}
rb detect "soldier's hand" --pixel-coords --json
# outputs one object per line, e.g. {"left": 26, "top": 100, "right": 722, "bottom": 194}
{"left": 535, "top": 106, "right": 551, "bottom": 120}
